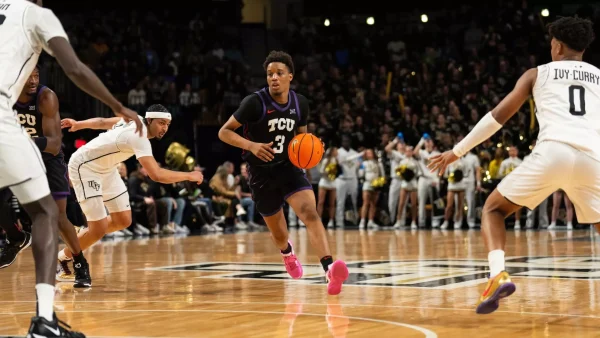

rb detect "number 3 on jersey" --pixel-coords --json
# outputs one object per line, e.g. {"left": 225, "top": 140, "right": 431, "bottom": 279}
{"left": 569, "top": 85, "right": 586, "bottom": 116}
{"left": 273, "top": 135, "right": 285, "bottom": 153}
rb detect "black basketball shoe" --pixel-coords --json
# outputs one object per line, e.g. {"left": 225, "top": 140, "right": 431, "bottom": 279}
{"left": 72, "top": 254, "right": 92, "bottom": 288}
{"left": 27, "top": 313, "right": 85, "bottom": 338}
{"left": 0, "top": 231, "right": 32, "bottom": 269}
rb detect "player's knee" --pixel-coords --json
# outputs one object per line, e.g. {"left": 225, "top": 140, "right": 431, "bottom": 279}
{"left": 298, "top": 202, "right": 319, "bottom": 223}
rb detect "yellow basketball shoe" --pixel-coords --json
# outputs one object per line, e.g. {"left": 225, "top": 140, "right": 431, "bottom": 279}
{"left": 475, "top": 271, "right": 516, "bottom": 314}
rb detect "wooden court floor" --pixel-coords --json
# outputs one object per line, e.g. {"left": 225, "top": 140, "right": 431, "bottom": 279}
{"left": 1, "top": 228, "right": 600, "bottom": 337}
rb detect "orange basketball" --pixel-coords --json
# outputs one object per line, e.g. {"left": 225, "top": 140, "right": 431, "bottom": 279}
{"left": 288, "top": 133, "right": 324, "bottom": 169}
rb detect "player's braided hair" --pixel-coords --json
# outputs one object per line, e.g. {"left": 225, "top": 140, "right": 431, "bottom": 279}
{"left": 263, "top": 50, "right": 295, "bottom": 74}
{"left": 548, "top": 16, "right": 595, "bottom": 52}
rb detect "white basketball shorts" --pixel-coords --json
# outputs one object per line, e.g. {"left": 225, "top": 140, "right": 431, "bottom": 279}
{"left": 68, "top": 162, "right": 130, "bottom": 221}
{"left": 0, "top": 113, "right": 49, "bottom": 204}
{"left": 498, "top": 141, "right": 600, "bottom": 224}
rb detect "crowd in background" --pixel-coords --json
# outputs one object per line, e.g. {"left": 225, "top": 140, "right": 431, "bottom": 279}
{"left": 2, "top": 0, "right": 591, "bottom": 244}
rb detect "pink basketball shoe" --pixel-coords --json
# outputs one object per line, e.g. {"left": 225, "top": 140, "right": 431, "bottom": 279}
{"left": 326, "top": 260, "right": 349, "bottom": 295}
{"left": 282, "top": 241, "right": 303, "bottom": 279}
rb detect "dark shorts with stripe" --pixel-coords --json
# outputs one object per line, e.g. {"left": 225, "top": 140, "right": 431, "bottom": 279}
{"left": 247, "top": 161, "right": 312, "bottom": 216}
{"left": 45, "top": 156, "right": 70, "bottom": 199}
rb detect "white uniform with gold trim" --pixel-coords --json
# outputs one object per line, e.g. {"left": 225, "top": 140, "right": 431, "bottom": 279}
{"left": 498, "top": 61, "right": 600, "bottom": 223}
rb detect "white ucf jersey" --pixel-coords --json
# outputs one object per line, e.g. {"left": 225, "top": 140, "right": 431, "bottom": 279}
{"left": 0, "top": 0, "right": 68, "bottom": 114}
{"left": 497, "top": 61, "right": 600, "bottom": 223}
{"left": 534, "top": 61, "right": 600, "bottom": 161}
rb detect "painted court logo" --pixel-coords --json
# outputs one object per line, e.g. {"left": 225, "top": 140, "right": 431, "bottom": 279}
{"left": 142, "top": 256, "right": 600, "bottom": 290}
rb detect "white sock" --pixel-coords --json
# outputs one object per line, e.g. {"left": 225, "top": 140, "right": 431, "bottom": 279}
{"left": 58, "top": 248, "right": 70, "bottom": 262}
{"left": 35, "top": 284, "right": 55, "bottom": 322}
{"left": 488, "top": 250, "right": 505, "bottom": 278}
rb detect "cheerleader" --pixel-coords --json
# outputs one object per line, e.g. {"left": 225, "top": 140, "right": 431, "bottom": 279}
{"left": 441, "top": 155, "right": 468, "bottom": 229}
{"left": 393, "top": 146, "right": 420, "bottom": 229}
{"left": 549, "top": 190, "right": 574, "bottom": 230}
{"left": 318, "top": 147, "right": 338, "bottom": 228}
{"left": 359, "top": 149, "right": 384, "bottom": 229}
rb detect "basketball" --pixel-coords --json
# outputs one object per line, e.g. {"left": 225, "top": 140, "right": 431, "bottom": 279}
{"left": 288, "top": 133, "right": 324, "bottom": 169}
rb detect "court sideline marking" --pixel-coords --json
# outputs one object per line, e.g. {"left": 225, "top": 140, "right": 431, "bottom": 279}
{"left": 1, "top": 309, "right": 437, "bottom": 338}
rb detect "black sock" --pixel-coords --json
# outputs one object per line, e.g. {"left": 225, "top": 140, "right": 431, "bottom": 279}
{"left": 73, "top": 252, "right": 84, "bottom": 263}
{"left": 2, "top": 222, "right": 25, "bottom": 243}
{"left": 320, "top": 256, "right": 333, "bottom": 272}
{"left": 280, "top": 242, "right": 292, "bottom": 255}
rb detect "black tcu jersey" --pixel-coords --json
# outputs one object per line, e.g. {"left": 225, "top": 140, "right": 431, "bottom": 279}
{"left": 232, "top": 88, "right": 312, "bottom": 216}
{"left": 234, "top": 88, "right": 308, "bottom": 166}
{"left": 14, "top": 85, "right": 70, "bottom": 197}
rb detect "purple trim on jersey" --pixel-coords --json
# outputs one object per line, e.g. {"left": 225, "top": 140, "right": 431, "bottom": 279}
{"left": 284, "top": 186, "right": 312, "bottom": 201}
{"left": 14, "top": 100, "right": 30, "bottom": 108}
{"left": 261, "top": 88, "right": 292, "bottom": 112}
{"left": 291, "top": 91, "right": 301, "bottom": 121}
{"left": 260, "top": 205, "right": 284, "bottom": 217}
{"left": 52, "top": 192, "right": 70, "bottom": 200}
{"left": 254, "top": 90, "right": 267, "bottom": 123}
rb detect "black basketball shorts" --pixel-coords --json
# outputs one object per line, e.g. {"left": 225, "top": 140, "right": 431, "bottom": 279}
{"left": 45, "top": 156, "right": 70, "bottom": 200}
{"left": 247, "top": 161, "right": 312, "bottom": 216}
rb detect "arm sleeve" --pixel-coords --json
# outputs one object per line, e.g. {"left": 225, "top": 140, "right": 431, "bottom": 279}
{"left": 232, "top": 94, "right": 263, "bottom": 124}
{"left": 297, "top": 94, "right": 309, "bottom": 127}
{"left": 25, "top": 6, "right": 69, "bottom": 56}
{"left": 128, "top": 132, "right": 154, "bottom": 159}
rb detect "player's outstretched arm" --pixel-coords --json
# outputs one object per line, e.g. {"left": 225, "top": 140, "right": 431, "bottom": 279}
{"left": 46, "top": 38, "right": 143, "bottom": 136}
{"left": 138, "top": 156, "right": 203, "bottom": 185}
{"left": 219, "top": 115, "right": 275, "bottom": 162}
{"left": 37, "top": 87, "right": 62, "bottom": 155}
{"left": 60, "top": 117, "right": 121, "bottom": 132}
{"left": 428, "top": 68, "right": 537, "bottom": 175}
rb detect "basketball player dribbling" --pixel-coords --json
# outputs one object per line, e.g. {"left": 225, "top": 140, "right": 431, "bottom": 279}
{"left": 428, "top": 16, "right": 599, "bottom": 314}
{"left": 59, "top": 104, "right": 203, "bottom": 267}
{"left": 218, "top": 51, "right": 349, "bottom": 295}
{"left": 0, "top": 67, "right": 92, "bottom": 289}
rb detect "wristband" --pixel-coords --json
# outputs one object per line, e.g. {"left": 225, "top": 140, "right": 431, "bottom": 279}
{"left": 453, "top": 112, "right": 502, "bottom": 157}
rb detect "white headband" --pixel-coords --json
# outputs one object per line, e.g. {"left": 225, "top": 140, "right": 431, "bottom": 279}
{"left": 145, "top": 111, "right": 172, "bottom": 120}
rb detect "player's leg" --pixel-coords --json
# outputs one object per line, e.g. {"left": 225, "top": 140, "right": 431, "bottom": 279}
{"left": 1, "top": 127, "right": 83, "bottom": 336}
{"left": 0, "top": 189, "right": 32, "bottom": 269}
{"left": 283, "top": 166, "right": 349, "bottom": 295}
{"left": 476, "top": 141, "right": 563, "bottom": 315}
{"left": 286, "top": 188, "right": 349, "bottom": 294}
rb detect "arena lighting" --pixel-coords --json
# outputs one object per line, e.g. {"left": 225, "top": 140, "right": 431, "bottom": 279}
{"left": 324, "top": 18, "right": 330, "bottom": 27}
{"left": 366, "top": 17, "right": 375, "bottom": 25}
{"left": 541, "top": 8, "right": 549, "bottom": 17}
{"left": 421, "top": 14, "right": 428, "bottom": 23}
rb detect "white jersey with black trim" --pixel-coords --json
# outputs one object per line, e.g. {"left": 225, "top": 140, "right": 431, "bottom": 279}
{"left": 0, "top": 0, "right": 68, "bottom": 114}
{"left": 534, "top": 61, "right": 600, "bottom": 162}
{"left": 69, "top": 117, "right": 153, "bottom": 173}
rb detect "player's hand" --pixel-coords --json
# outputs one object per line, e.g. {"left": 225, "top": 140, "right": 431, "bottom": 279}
{"left": 189, "top": 171, "right": 204, "bottom": 185}
{"left": 143, "top": 197, "right": 154, "bottom": 204}
{"left": 249, "top": 142, "right": 275, "bottom": 162}
{"left": 60, "top": 118, "right": 80, "bottom": 132}
{"left": 427, "top": 150, "right": 459, "bottom": 176}
{"left": 114, "top": 106, "right": 143, "bottom": 136}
